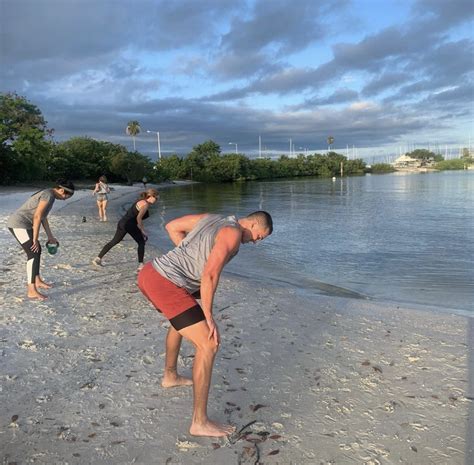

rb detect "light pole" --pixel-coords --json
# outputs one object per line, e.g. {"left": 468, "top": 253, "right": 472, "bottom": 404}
{"left": 146, "top": 130, "right": 161, "bottom": 161}
{"left": 229, "top": 142, "right": 238, "bottom": 154}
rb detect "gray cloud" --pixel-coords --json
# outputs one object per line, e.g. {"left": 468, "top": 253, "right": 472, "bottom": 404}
{"left": 299, "top": 88, "right": 359, "bottom": 108}
{"left": 362, "top": 72, "right": 411, "bottom": 96}
{"left": 36, "top": 92, "right": 446, "bottom": 156}
{"left": 210, "top": 52, "right": 283, "bottom": 81}
{"left": 211, "top": 0, "right": 348, "bottom": 79}
{"left": 0, "top": 0, "right": 472, "bottom": 155}
{"left": 220, "top": 0, "right": 332, "bottom": 55}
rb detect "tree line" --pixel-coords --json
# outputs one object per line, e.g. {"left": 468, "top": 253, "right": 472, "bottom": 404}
{"left": 11, "top": 92, "right": 471, "bottom": 185}
{"left": 1, "top": 93, "right": 369, "bottom": 185}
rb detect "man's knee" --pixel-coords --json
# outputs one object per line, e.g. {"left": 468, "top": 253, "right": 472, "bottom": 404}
{"left": 195, "top": 338, "right": 219, "bottom": 357}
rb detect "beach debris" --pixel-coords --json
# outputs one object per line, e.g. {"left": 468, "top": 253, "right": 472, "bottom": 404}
{"left": 228, "top": 420, "right": 258, "bottom": 444}
{"left": 372, "top": 365, "right": 383, "bottom": 373}
{"left": 361, "top": 360, "right": 371, "bottom": 366}
{"left": 211, "top": 443, "right": 220, "bottom": 449}
{"left": 269, "top": 434, "right": 282, "bottom": 440}
{"left": 176, "top": 439, "right": 200, "bottom": 451}
{"left": 271, "top": 422, "right": 284, "bottom": 429}
{"left": 250, "top": 403, "right": 266, "bottom": 412}
{"left": 54, "top": 263, "right": 73, "bottom": 270}
{"left": 52, "top": 324, "right": 68, "bottom": 337}
{"left": 9, "top": 415, "right": 19, "bottom": 429}
{"left": 111, "top": 440, "right": 125, "bottom": 445}
{"left": 411, "top": 445, "right": 418, "bottom": 452}
{"left": 80, "top": 381, "right": 96, "bottom": 390}
{"left": 268, "top": 449, "right": 280, "bottom": 455}
{"left": 18, "top": 340, "right": 38, "bottom": 351}
{"left": 253, "top": 443, "right": 261, "bottom": 464}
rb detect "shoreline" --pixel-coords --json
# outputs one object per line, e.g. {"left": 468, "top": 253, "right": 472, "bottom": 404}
{"left": 0, "top": 185, "right": 472, "bottom": 464}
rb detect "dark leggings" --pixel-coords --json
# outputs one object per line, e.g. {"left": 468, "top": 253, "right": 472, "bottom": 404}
{"left": 98, "top": 222, "right": 145, "bottom": 263}
{"left": 9, "top": 228, "right": 41, "bottom": 284}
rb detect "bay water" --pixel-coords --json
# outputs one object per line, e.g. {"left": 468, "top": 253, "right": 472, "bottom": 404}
{"left": 148, "top": 171, "right": 474, "bottom": 315}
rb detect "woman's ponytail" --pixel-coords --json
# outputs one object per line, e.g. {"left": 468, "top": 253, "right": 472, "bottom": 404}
{"left": 138, "top": 188, "right": 159, "bottom": 200}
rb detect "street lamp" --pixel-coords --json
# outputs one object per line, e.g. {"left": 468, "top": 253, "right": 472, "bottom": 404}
{"left": 146, "top": 130, "right": 161, "bottom": 161}
{"left": 228, "top": 142, "right": 238, "bottom": 154}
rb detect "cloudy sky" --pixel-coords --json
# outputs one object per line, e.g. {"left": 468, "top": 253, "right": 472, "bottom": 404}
{"left": 1, "top": 0, "right": 473, "bottom": 158}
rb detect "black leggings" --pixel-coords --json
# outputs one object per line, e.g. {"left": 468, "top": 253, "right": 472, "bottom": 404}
{"left": 9, "top": 228, "right": 41, "bottom": 284}
{"left": 98, "top": 222, "right": 146, "bottom": 263}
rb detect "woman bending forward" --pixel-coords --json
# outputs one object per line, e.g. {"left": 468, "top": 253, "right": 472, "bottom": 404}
{"left": 7, "top": 179, "right": 75, "bottom": 300}
{"left": 92, "top": 188, "right": 158, "bottom": 270}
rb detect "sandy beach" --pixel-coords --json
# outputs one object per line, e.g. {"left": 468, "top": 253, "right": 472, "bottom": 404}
{"left": 0, "top": 186, "right": 473, "bottom": 465}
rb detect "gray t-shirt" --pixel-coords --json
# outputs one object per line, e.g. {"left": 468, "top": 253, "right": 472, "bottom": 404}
{"left": 152, "top": 214, "right": 240, "bottom": 293}
{"left": 7, "top": 189, "right": 56, "bottom": 229}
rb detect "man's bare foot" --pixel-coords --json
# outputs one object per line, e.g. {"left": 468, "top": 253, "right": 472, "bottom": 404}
{"left": 189, "top": 420, "right": 235, "bottom": 437}
{"left": 36, "top": 279, "right": 52, "bottom": 289}
{"left": 161, "top": 375, "right": 193, "bottom": 388}
{"left": 27, "top": 290, "right": 48, "bottom": 300}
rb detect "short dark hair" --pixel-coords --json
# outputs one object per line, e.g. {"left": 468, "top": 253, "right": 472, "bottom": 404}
{"left": 55, "top": 179, "right": 75, "bottom": 194}
{"left": 246, "top": 211, "right": 273, "bottom": 234}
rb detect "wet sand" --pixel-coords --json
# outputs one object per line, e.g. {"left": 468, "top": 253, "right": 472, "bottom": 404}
{"left": 0, "top": 187, "right": 472, "bottom": 464}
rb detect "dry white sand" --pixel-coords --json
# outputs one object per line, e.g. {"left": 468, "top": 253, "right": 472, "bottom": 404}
{"left": 0, "top": 186, "right": 473, "bottom": 465}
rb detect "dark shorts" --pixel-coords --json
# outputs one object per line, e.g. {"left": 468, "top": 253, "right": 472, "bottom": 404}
{"left": 137, "top": 262, "right": 205, "bottom": 331}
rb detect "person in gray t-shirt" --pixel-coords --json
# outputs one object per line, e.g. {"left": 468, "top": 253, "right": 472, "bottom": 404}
{"left": 7, "top": 179, "right": 75, "bottom": 300}
{"left": 137, "top": 211, "right": 273, "bottom": 438}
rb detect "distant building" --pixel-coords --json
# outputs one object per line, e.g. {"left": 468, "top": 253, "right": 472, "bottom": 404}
{"left": 392, "top": 154, "right": 421, "bottom": 169}
{"left": 392, "top": 154, "right": 436, "bottom": 170}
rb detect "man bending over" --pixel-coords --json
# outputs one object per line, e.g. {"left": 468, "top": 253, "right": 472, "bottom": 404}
{"left": 138, "top": 211, "right": 273, "bottom": 437}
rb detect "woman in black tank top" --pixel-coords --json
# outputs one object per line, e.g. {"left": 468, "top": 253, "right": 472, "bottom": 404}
{"left": 92, "top": 188, "right": 159, "bottom": 270}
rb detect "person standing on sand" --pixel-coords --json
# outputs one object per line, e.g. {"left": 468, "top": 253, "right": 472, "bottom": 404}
{"left": 137, "top": 211, "right": 273, "bottom": 437}
{"left": 92, "top": 188, "right": 159, "bottom": 271}
{"left": 7, "top": 179, "right": 75, "bottom": 300}
{"left": 93, "top": 175, "right": 110, "bottom": 221}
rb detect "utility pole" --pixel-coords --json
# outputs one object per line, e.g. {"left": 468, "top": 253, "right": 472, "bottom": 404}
{"left": 259, "top": 135, "right": 262, "bottom": 159}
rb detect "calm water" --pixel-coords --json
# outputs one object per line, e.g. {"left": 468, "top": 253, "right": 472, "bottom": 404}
{"left": 148, "top": 171, "right": 474, "bottom": 314}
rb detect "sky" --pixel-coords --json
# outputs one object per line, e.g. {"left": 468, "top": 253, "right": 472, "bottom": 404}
{"left": 1, "top": 0, "right": 473, "bottom": 159}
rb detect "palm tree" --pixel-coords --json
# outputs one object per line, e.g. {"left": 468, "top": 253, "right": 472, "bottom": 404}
{"left": 126, "top": 121, "right": 141, "bottom": 151}
{"left": 327, "top": 136, "right": 335, "bottom": 152}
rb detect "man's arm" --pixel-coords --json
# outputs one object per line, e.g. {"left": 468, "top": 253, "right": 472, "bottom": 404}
{"left": 200, "top": 226, "right": 241, "bottom": 345}
{"left": 165, "top": 213, "right": 209, "bottom": 246}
